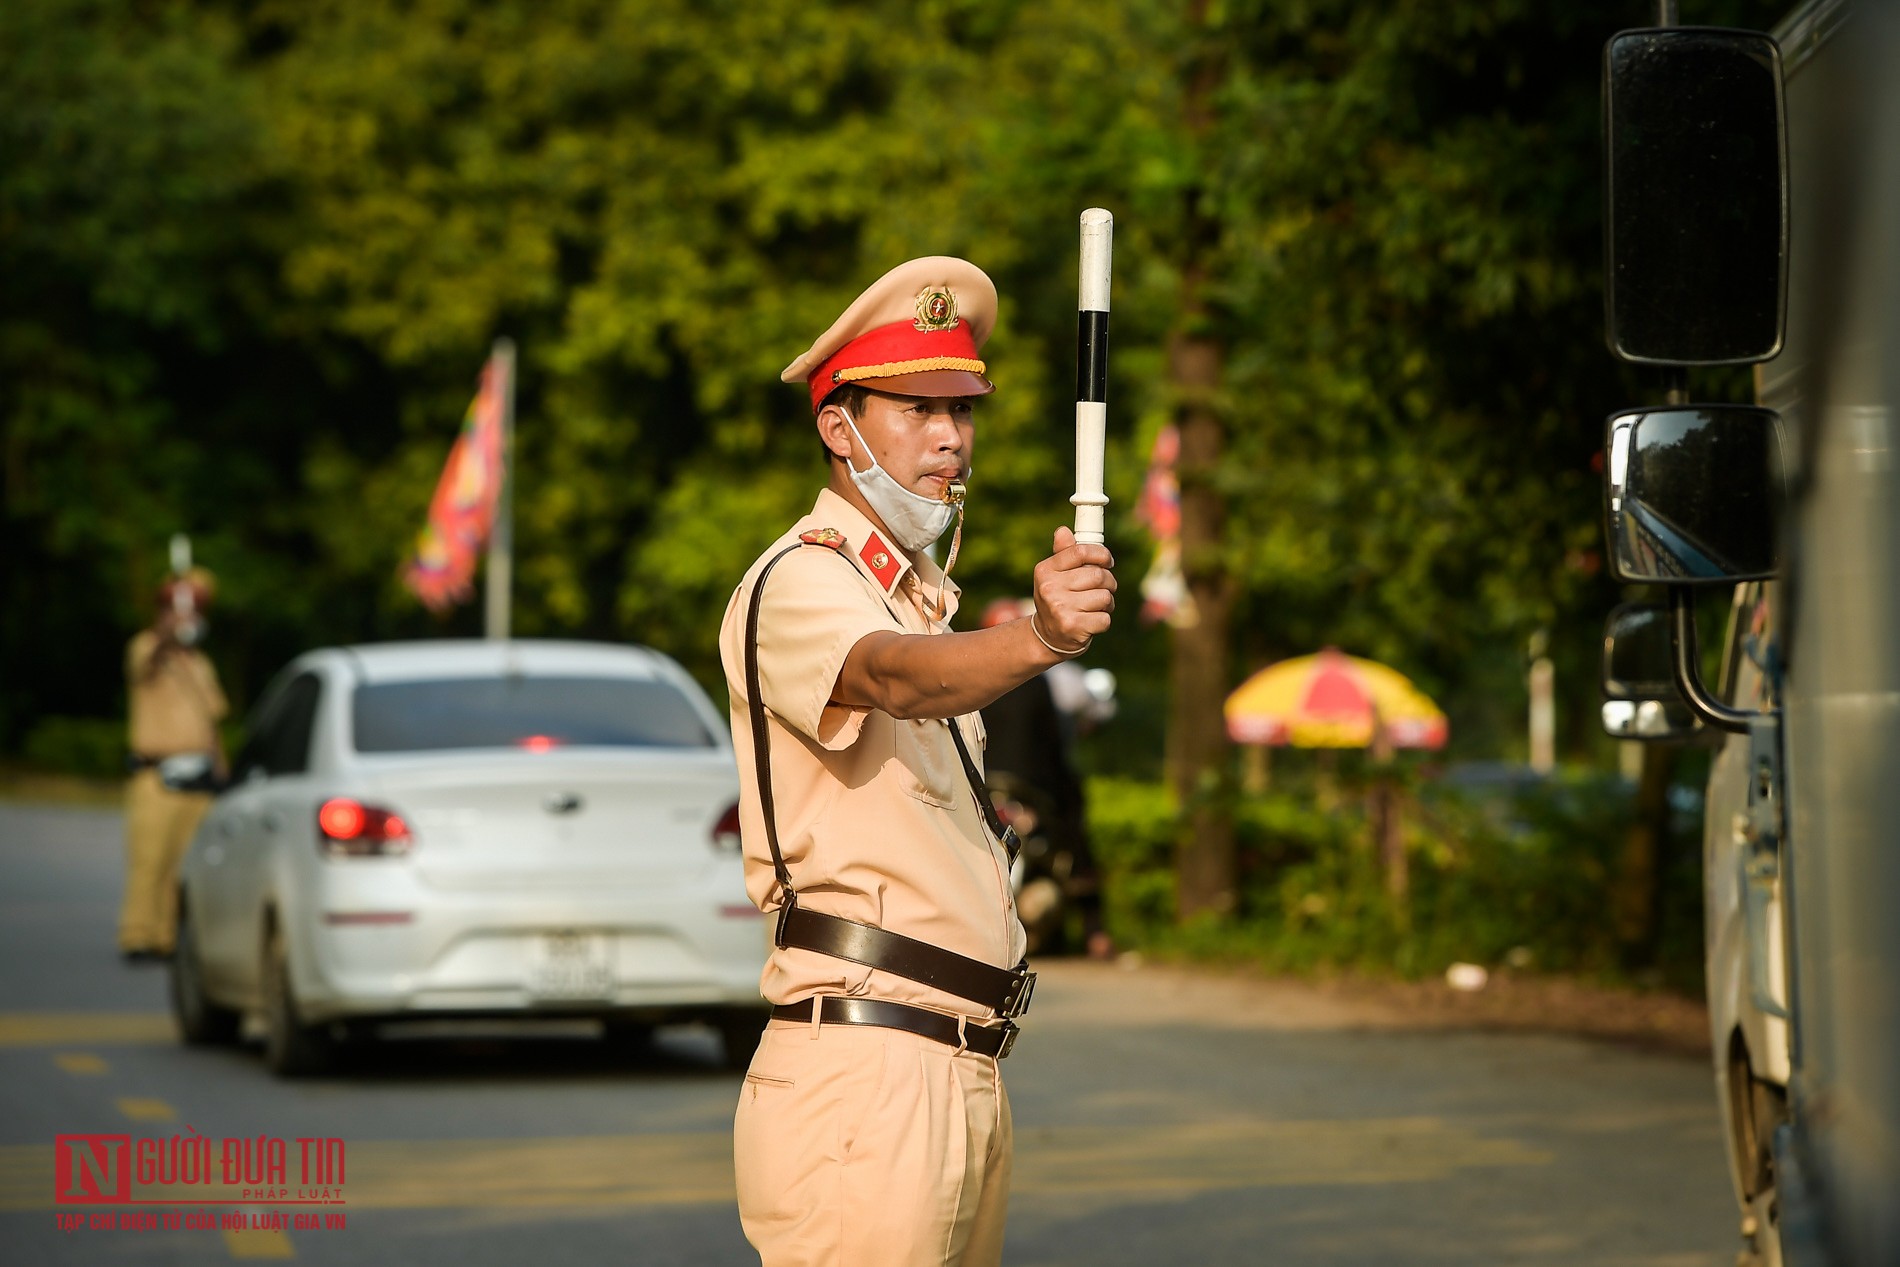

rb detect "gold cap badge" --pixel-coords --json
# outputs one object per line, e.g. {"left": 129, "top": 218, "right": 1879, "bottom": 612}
{"left": 913, "top": 286, "right": 959, "bottom": 333}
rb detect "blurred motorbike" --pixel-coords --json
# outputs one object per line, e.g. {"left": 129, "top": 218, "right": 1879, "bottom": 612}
{"left": 988, "top": 770, "right": 1086, "bottom": 955}
{"left": 980, "top": 658, "right": 1117, "bottom": 956}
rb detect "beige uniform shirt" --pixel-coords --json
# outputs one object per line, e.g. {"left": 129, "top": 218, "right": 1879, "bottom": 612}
{"left": 719, "top": 488, "right": 1026, "bottom": 1020}
{"left": 126, "top": 630, "right": 227, "bottom": 757}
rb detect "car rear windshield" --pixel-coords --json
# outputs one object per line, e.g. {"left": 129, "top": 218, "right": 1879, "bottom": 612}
{"left": 352, "top": 676, "right": 716, "bottom": 753}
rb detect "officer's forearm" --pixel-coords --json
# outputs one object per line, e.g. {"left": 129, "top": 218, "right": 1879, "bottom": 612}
{"left": 835, "top": 622, "right": 1065, "bottom": 719}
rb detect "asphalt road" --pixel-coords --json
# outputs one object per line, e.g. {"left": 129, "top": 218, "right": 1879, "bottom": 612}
{"left": 1, "top": 801, "right": 1741, "bottom": 1265}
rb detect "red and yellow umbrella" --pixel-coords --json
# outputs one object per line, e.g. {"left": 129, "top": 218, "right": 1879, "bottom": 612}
{"left": 1225, "top": 648, "right": 1448, "bottom": 750}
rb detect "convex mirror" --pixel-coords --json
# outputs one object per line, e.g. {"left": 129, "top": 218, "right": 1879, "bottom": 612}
{"left": 1604, "top": 27, "right": 1787, "bottom": 364}
{"left": 1600, "top": 604, "right": 1702, "bottom": 741}
{"left": 1602, "top": 698, "right": 1702, "bottom": 741}
{"left": 1605, "top": 405, "right": 1783, "bottom": 585}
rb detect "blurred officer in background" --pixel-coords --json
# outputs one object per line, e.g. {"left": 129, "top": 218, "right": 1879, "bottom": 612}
{"left": 119, "top": 568, "right": 227, "bottom": 962}
{"left": 719, "top": 256, "right": 1116, "bottom": 1265}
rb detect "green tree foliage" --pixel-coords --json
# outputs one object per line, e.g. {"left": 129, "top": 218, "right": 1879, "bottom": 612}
{"left": 2, "top": 0, "right": 1784, "bottom": 773}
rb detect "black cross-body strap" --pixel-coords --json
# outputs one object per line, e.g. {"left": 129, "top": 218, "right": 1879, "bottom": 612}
{"left": 743, "top": 541, "right": 809, "bottom": 897}
{"left": 741, "top": 538, "right": 1033, "bottom": 1017}
{"left": 947, "top": 716, "right": 1016, "bottom": 859}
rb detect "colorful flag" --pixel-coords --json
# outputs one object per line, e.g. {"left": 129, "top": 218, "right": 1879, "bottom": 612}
{"left": 403, "top": 354, "right": 510, "bottom": 612}
{"left": 1133, "top": 425, "right": 1196, "bottom": 628}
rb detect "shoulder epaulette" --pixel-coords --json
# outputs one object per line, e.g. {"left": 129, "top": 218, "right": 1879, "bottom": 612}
{"left": 799, "top": 527, "right": 847, "bottom": 550}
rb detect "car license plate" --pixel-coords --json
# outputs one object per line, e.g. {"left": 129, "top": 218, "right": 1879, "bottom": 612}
{"left": 529, "top": 931, "right": 614, "bottom": 1001}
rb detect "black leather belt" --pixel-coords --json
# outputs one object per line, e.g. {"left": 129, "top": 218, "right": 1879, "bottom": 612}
{"left": 772, "top": 996, "right": 1020, "bottom": 1059}
{"left": 777, "top": 899, "right": 1036, "bottom": 1018}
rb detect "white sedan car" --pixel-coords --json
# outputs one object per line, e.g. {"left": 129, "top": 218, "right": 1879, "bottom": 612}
{"left": 166, "top": 640, "right": 768, "bottom": 1076}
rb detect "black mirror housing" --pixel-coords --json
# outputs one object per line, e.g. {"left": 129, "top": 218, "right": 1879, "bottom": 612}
{"left": 1604, "top": 27, "right": 1787, "bottom": 365}
{"left": 1605, "top": 405, "right": 1784, "bottom": 585}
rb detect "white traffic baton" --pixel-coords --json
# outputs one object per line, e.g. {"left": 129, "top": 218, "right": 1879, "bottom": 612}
{"left": 1072, "top": 208, "right": 1113, "bottom": 547}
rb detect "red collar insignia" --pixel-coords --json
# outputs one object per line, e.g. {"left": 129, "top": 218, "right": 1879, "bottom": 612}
{"left": 858, "top": 532, "right": 901, "bottom": 590}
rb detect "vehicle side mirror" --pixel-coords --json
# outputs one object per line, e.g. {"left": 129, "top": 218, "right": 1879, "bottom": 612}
{"left": 1600, "top": 604, "right": 1703, "bottom": 742}
{"left": 1605, "top": 405, "right": 1783, "bottom": 585}
{"left": 157, "top": 752, "right": 227, "bottom": 794}
{"left": 1604, "top": 27, "right": 1787, "bottom": 364}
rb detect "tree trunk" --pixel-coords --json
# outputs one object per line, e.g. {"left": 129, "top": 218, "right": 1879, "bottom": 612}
{"left": 1613, "top": 742, "right": 1677, "bottom": 967}
{"left": 1168, "top": 321, "right": 1235, "bottom": 918}
{"left": 1166, "top": 7, "right": 1235, "bottom": 919}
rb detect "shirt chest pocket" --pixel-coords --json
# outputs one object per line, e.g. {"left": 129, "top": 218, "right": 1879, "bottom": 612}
{"left": 891, "top": 717, "right": 959, "bottom": 809}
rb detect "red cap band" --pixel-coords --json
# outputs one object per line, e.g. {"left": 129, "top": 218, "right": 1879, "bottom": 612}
{"left": 808, "top": 318, "right": 987, "bottom": 413}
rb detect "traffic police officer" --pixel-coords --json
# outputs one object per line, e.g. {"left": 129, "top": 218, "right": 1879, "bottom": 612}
{"left": 120, "top": 568, "right": 227, "bottom": 961}
{"left": 717, "top": 256, "right": 1117, "bottom": 1266}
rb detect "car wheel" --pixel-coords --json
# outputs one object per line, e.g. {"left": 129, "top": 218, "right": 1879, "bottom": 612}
{"left": 261, "top": 924, "right": 334, "bottom": 1078}
{"left": 714, "top": 1007, "right": 770, "bottom": 1071}
{"left": 1728, "top": 1036, "right": 1786, "bottom": 1200}
{"left": 170, "top": 903, "right": 240, "bottom": 1046}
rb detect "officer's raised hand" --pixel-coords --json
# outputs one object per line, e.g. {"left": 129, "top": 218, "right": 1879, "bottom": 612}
{"left": 1031, "top": 526, "right": 1116, "bottom": 656}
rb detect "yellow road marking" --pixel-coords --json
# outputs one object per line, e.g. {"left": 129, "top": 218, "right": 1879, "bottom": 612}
{"left": 0, "top": 1117, "right": 1548, "bottom": 1212}
{"left": 53, "top": 1052, "right": 108, "bottom": 1076}
{"left": 117, "top": 1098, "right": 177, "bottom": 1122}
{"left": 343, "top": 1132, "right": 733, "bottom": 1208}
{"left": 0, "top": 1013, "right": 172, "bottom": 1047}
{"left": 1010, "top": 1117, "right": 1550, "bottom": 1194}
{"left": 223, "top": 1227, "right": 296, "bottom": 1259}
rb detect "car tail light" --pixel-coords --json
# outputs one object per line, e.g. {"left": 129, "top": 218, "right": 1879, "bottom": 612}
{"left": 711, "top": 801, "right": 742, "bottom": 853}
{"left": 317, "top": 797, "right": 414, "bottom": 857}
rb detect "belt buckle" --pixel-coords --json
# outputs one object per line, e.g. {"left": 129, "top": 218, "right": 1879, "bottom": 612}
{"left": 995, "top": 1020, "right": 1019, "bottom": 1060}
{"left": 1001, "top": 966, "right": 1036, "bottom": 1018}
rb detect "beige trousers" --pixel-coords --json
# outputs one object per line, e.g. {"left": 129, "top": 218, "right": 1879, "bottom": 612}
{"left": 118, "top": 770, "right": 210, "bottom": 953}
{"left": 735, "top": 1016, "right": 1013, "bottom": 1266}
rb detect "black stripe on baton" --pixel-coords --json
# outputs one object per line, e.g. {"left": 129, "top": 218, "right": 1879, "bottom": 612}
{"left": 1075, "top": 310, "right": 1110, "bottom": 404}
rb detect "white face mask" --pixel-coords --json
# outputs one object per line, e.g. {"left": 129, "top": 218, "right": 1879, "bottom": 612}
{"left": 840, "top": 410, "right": 962, "bottom": 552}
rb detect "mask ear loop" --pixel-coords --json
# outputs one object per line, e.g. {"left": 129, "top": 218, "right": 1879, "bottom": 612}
{"left": 838, "top": 409, "right": 876, "bottom": 477}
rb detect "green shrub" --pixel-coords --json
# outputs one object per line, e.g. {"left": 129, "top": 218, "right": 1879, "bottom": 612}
{"left": 1086, "top": 778, "right": 1180, "bottom": 937}
{"left": 1086, "top": 769, "right": 1698, "bottom": 987}
{"left": 21, "top": 716, "right": 126, "bottom": 781}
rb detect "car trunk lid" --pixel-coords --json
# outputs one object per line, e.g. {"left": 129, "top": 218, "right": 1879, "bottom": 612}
{"left": 357, "top": 751, "right": 738, "bottom": 891}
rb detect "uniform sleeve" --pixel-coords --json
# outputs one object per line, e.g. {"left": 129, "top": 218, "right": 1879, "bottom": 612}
{"left": 125, "top": 632, "right": 156, "bottom": 684}
{"left": 752, "top": 548, "right": 896, "bottom": 751}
